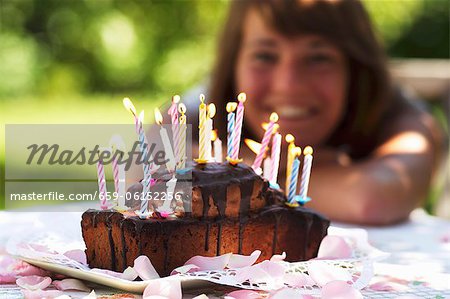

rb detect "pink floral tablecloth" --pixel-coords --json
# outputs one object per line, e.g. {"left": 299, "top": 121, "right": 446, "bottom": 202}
{"left": 1, "top": 208, "right": 449, "bottom": 298}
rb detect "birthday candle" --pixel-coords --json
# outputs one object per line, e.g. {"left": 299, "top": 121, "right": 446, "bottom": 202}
{"left": 137, "top": 111, "right": 153, "bottom": 217}
{"left": 285, "top": 134, "right": 296, "bottom": 192}
{"left": 168, "top": 95, "right": 180, "bottom": 163}
{"left": 198, "top": 95, "right": 207, "bottom": 161}
{"left": 123, "top": 98, "right": 154, "bottom": 217}
{"left": 177, "top": 103, "right": 187, "bottom": 169}
{"left": 226, "top": 102, "right": 237, "bottom": 158}
{"left": 263, "top": 157, "right": 272, "bottom": 180}
{"left": 109, "top": 135, "right": 126, "bottom": 208}
{"left": 299, "top": 146, "right": 313, "bottom": 199}
{"left": 212, "top": 130, "right": 223, "bottom": 162}
{"left": 252, "top": 112, "right": 278, "bottom": 171}
{"left": 232, "top": 93, "right": 246, "bottom": 160}
{"left": 158, "top": 175, "right": 177, "bottom": 214}
{"left": 155, "top": 108, "right": 176, "bottom": 173}
{"left": 270, "top": 132, "right": 282, "bottom": 185}
{"left": 96, "top": 153, "right": 108, "bottom": 210}
{"left": 205, "top": 103, "right": 216, "bottom": 161}
{"left": 288, "top": 147, "right": 302, "bottom": 203}
{"left": 123, "top": 97, "right": 139, "bottom": 133}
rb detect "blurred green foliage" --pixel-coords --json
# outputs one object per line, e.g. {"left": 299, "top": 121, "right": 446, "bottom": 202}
{"left": 0, "top": 0, "right": 448, "bottom": 212}
{"left": 0, "top": 0, "right": 448, "bottom": 98}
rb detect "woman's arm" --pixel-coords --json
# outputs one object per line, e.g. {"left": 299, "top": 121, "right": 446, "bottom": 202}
{"left": 307, "top": 102, "right": 445, "bottom": 225}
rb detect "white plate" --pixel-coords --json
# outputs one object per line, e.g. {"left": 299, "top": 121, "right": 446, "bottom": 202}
{"left": 18, "top": 257, "right": 212, "bottom": 293}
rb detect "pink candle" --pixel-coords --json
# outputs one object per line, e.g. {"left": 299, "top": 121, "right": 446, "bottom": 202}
{"left": 231, "top": 93, "right": 246, "bottom": 160}
{"left": 168, "top": 95, "right": 180, "bottom": 163}
{"left": 270, "top": 132, "right": 282, "bottom": 184}
{"left": 252, "top": 112, "right": 278, "bottom": 171}
{"left": 96, "top": 156, "right": 108, "bottom": 210}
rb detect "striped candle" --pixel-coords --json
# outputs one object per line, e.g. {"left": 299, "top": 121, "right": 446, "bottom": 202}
{"left": 137, "top": 111, "right": 154, "bottom": 216}
{"left": 299, "top": 146, "right": 313, "bottom": 199}
{"left": 168, "top": 95, "right": 180, "bottom": 164}
{"left": 270, "top": 133, "right": 282, "bottom": 184}
{"left": 198, "top": 95, "right": 207, "bottom": 161}
{"left": 226, "top": 102, "right": 237, "bottom": 158}
{"left": 96, "top": 155, "right": 108, "bottom": 210}
{"left": 109, "top": 135, "right": 126, "bottom": 208}
{"left": 177, "top": 104, "right": 187, "bottom": 169}
{"left": 252, "top": 112, "right": 278, "bottom": 171}
{"left": 288, "top": 147, "right": 302, "bottom": 203}
{"left": 231, "top": 93, "right": 246, "bottom": 160}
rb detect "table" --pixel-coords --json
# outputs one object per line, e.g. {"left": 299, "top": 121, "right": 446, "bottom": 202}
{"left": 1, "top": 208, "right": 449, "bottom": 298}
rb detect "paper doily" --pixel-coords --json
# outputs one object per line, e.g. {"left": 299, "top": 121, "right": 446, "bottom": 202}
{"left": 6, "top": 226, "right": 388, "bottom": 296}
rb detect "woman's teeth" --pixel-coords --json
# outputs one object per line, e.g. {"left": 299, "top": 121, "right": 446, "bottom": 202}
{"left": 275, "top": 106, "right": 311, "bottom": 118}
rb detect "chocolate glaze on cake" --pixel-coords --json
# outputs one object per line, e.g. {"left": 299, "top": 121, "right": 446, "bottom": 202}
{"left": 81, "top": 162, "right": 329, "bottom": 276}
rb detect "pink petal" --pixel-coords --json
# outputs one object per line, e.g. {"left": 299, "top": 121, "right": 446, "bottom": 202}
{"left": 258, "top": 261, "right": 285, "bottom": 279}
{"left": 122, "top": 266, "right": 139, "bottom": 281}
{"left": 270, "top": 252, "right": 286, "bottom": 262}
{"left": 133, "top": 255, "right": 160, "bottom": 280}
{"left": 63, "top": 249, "right": 87, "bottom": 265}
{"left": 9, "top": 260, "right": 49, "bottom": 278}
{"left": 53, "top": 278, "right": 90, "bottom": 292}
{"left": 235, "top": 261, "right": 285, "bottom": 284}
{"left": 143, "top": 279, "right": 181, "bottom": 299}
{"left": 22, "top": 289, "right": 64, "bottom": 299}
{"left": 228, "top": 250, "right": 261, "bottom": 269}
{"left": 225, "top": 290, "right": 261, "bottom": 299}
{"left": 16, "top": 275, "right": 52, "bottom": 291}
{"left": 368, "top": 281, "right": 408, "bottom": 292}
{"left": 283, "top": 272, "right": 315, "bottom": 287}
{"left": 317, "top": 236, "right": 352, "bottom": 260}
{"left": 170, "top": 264, "right": 200, "bottom": 275}
{"left": 192, "top": 295, "right": 209, "bottom": 299}
{"left": 83, "top": 290, "right": 97, "bottom": 298}
{"left": 321, "top": 280, "right": 362, "bottom": 299}
{"left": 184, "top": 253, "right": 231, "bottom": 271}
{"left": 268, "top": 287, "right": 305, "bottom": 299}
{"left": 308, "top": 261, "right": 352, "bottom": 287}
{"left": 0, "top": 274, "right": 16, "bottom": 284}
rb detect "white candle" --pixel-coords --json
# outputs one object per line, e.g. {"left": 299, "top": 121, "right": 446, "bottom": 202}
{"left": 212, "top": 130, "right": 223, "bottom": 162}
{"left": 205, "top": 103, "right": 216, "bottom": 161}
{"left": 263, "top": 157, "right": 272, "bottom": 180}
{"left": 270, "top": 133, "right": 282, "bottom": 185}
{"left": 299, "top": 146, "right": 313, "bottom": 199}
{"left": 158, "top": 175, "right": 177, "bottom": 214}
{"left": 155, "top": 108, "right": 176, "bottom": 173}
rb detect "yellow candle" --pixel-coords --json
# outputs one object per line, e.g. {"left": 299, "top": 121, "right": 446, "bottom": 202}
{"left": 285, "top": 134, "right": 295, "bottom": 192}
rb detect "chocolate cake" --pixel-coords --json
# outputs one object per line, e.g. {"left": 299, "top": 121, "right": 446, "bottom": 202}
{"left": 81, "top": 162, "right": 329, "bottom": 276}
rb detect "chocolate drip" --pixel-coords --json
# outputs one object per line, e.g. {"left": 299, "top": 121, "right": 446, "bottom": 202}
{"left": 272, "top": 213, "right": 281, "bottom": 255}
{"left": 106, "top": 213, "right": 117, "bottom": 271}
{"left": 92, "top": 210, "right": 99, "bottom": 228}
{"left": 119, "top": 219, "right": 127, "bottom": 270}
{"left": 163, "top": 226, "right": 169, "bottom": 274}
{"left": 205, "top": 223, "right": 210, "bottom": 252}
{"left": 303, "top": 213, "right": 314, "bottom": 260}
{"left": 216, "top": 222, "right": 222, "bottom": 256}
{"left": 238, "top": 223, "right": 243, "bottom": 254}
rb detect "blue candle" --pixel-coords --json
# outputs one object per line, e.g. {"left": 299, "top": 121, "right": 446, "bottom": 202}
{"left": 288, "top": 147, "right": 301, "bottom": 203}
{"left": 226, "top": 102, "right": 237, "bottom": 158}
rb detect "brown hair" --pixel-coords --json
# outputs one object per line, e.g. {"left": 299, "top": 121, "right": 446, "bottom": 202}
{"left": 209, "top": 0, "right": 392, "bottom": 158}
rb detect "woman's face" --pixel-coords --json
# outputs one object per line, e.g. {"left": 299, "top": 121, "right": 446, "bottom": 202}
{"left": 235, "top": 9, "right": 349, "bottom": 146}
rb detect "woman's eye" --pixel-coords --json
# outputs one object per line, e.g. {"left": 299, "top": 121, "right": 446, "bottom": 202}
{"left": 252, "top": 52, "right": 278, "bottom": 64}
{"left": 306, "top": 54, "right": 334, "bottom": 64}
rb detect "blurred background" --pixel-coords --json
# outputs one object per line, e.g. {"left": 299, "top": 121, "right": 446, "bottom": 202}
{"left": 0, "top": 0, "right": 448, "bottom": 214}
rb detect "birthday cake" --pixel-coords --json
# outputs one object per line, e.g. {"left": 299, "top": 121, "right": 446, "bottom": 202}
{"left": 81, "top": 162, "right": 329, "bottom": 276}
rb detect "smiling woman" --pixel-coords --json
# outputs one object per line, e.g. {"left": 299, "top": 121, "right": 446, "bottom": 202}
{"left": 200, "top": 0, "right": 446, "bottom": 225}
